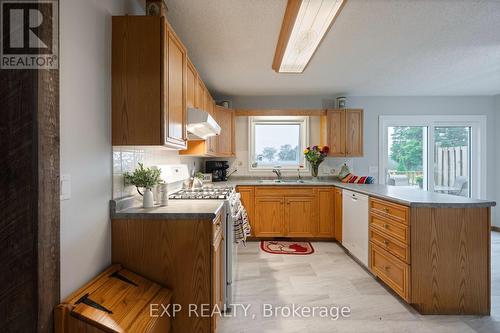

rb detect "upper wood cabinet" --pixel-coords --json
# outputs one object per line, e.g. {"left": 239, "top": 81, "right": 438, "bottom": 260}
{"left": 344, "top": 109, "right": 363, "bottom": 156}
{"left": 165, "top": 27, "right": 187, "bottom": 148}
{"left": 214, "top": 105, "right": 235, "bottom": 157}
{"left": 112, "top": 16, "right": 187, "bottom": 149}
{"left": 324, "top": 109, "right": 363, "bottom": 157}
{"left": 186, "top": 59, "right": 196, "bottom": 109}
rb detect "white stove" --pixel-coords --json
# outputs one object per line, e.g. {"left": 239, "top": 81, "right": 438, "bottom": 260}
{"left": 169, "top": 186, "right": 234, "bottom": 200}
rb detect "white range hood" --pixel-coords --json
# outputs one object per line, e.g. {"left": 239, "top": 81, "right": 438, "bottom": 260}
{"left": 186, "top": 107, "right": 221, "bottom": 140}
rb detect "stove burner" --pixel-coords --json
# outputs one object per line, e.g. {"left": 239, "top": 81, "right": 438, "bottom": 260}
{"left": 169, "top": 186, "right": 234, "bottom": 200}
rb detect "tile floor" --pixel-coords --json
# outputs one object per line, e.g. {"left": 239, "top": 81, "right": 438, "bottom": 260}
{"left": 219, "top": 232, "right": 500, "bottom": 333}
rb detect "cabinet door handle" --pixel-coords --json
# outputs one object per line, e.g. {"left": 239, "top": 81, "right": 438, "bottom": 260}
{"left": 384, "top": 266, "right": 391, "bottom": 271}
{"left": 384, "top": 224, "right": 389, "bottom": 229}
{"left": 383, "top": 240, "right": 389, "bottom": 245}
{"left": 384, "top": 208, "right": 390, "bottom": 213}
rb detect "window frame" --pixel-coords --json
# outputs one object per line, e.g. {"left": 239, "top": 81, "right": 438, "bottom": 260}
{"left": 248, "top": 116, "right": 309, "bottom": 172}
{"left": 379, "top": 115, "right": 487, "bottom": 199}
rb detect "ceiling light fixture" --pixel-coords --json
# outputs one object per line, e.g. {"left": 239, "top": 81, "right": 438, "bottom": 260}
{"left": 272, "top": 0, "right": 346, "bottom": 73}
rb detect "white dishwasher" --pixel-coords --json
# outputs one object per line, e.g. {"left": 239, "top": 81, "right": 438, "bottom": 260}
{"left": 342, "top": 190, "right": 369, "bottom": 267}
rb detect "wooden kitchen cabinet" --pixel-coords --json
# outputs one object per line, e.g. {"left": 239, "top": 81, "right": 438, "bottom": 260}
{"left": 112, "top": 212, "right": 225, "bottom": 332}
{"left": 215, "top": 105, "right": 235, "bottom": 157}
{"left": 211, "top": 215, "right": 224, "bottom": 332}
{"left": 368, "top": 197, "right": 490, "bottom": 315}
{"left": 254, "top": 197, "right": 284, "bottom": 237}
{"left": 186, "top": 59, "right": 196, "bottom": 109}
{"left": 345, "top": 109, "right": 363, "bottom": 156}
{"left": 236, "top": 186, "right": 255, "bottom": 235}
{"left": 195, "top": 76, "right": 204, "bottom": 109}
{"left": 112, "top": 16, "right": 186, "bottom": 149}
{"left": 165, "top": 27, "right": 188, "bottom": 148}
{"left": 325, "top": 110, "right": 345, "bottom": 156}
{"left": 317, "top": 187, "right": 335, "bottom": 238}
{"left": 285, "top": 197, "right": 316, "bottom": 237}
{"left": 324, "top": 109, "right": 363, "bottom": 157}
{"left": 250, "top": 186, "right": 333, "bottom": 239}
{"left": 334, "top": 187, "right": 343, "bottom": 242}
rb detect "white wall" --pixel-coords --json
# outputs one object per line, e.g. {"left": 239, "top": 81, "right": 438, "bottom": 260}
{"left": 222, "top": 95, "right": 498, "bottom": 224}
{"left": 60, "top": 0, "right": 143, "bottom": 299}
{"left": 495, "top": 94, "right": 500, "bottom": 227}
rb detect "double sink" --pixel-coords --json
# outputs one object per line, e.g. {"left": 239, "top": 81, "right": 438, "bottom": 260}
{"left": 257, "top": 179, "right": 308, "bottom": 184}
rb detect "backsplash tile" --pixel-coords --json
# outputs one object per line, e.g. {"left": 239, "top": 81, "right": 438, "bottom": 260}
{"left": 112, "top": 147, "right": 202, "bottom": 199}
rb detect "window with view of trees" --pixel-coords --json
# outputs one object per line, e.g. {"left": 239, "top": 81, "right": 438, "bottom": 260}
{"left": 249, "top": 117, "right": 308, "bottom": 169}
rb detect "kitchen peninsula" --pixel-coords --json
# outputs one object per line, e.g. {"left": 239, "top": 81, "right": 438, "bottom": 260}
{"left": 111, "top": 178, "right": 495, "bottom": 317}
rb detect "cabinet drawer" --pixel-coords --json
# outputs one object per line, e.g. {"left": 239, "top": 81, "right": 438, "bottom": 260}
{"left": 370, "top": 198, "right": 409, "bottom": 225}
{"left": 370, "top": 226, "right": 409, "bottom": 263}
{"left": 370, "top": 243, "right": 410, "bottom": 301}
{"left": 370, "top": 214, "right": 409, "bottom": 244}
{"left": 255, "top": 186, "right": 315, "bottom": 197}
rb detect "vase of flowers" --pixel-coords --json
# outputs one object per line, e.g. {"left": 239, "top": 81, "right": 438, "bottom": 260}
{"left": 124, "top": 163, "right": 161, "bottom": 208}
{"left": 304, "top": 145, "right": 329, "bottom": 180}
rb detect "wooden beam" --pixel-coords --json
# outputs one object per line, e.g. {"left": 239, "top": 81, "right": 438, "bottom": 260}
{"left": 235, "top": 109, "right": 326, "bottom": 117}
{"left": 272, "top": 0, "right": 302, "bottom": 72}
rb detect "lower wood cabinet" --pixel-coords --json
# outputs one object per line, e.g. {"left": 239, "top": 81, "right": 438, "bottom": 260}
{"left": 317, "top": 188, "right": 335, "bottom": 238}
{"left": 211, "top": 216, "right": 224, "bottom": 332}
{"left": 236, "top": 186, "right": 255, "bottom": 236}
{"left": 370, "top": 243, "right": 410, "bottom": 301}
{"left": 112, "top": 213, "right": 224, "bottom": 333}
{"left": 242, "top": 186, "right": 336, "bottom": 239}
{"left": 254, "top": 197, "right": 284, "bottom": 237}
{"left": 368, "top": 197, "right": 491, "bottom": 315}
{"left": 334, "top": 187, "right": 343, "bottom": 243}
{"left": 285, "top": 197, "right": 316, "bottom": 237}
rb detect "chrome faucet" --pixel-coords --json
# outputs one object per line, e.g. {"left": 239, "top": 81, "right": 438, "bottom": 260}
{"left": 272, "top": 168, "right": 282, "bottom": 180}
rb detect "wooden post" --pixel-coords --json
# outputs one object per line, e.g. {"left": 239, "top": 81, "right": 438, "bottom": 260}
{"left": 0, "top": 3, "right": 60, "bottom": 332}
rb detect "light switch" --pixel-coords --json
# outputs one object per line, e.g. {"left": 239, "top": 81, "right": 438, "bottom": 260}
{"left": 60, "top": 174, "right": 71, "bottom": 200}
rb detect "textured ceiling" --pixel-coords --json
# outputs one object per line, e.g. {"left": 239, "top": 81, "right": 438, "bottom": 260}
{"left": 164, "top": 0, "right": 500, "bottom": 96}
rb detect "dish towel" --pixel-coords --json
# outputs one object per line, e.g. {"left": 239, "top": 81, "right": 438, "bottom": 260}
{"left": 231, "top": 193, "right": 251, "bottom": 244}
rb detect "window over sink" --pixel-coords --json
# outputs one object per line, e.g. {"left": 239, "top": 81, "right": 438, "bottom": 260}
{"left": 249, "top": 116, "right": 309, "bottom": 171}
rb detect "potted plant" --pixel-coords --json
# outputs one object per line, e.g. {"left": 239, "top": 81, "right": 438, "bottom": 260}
{"left": 124, "top": 163, "right": 161, "bottom": 208}
{"left": 303, "top": 145, "right": 329, "bottom": 180}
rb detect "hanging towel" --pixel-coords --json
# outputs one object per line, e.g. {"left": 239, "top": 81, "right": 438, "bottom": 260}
{"left": 231, "top": 193, "right": 251, "bottom": 244}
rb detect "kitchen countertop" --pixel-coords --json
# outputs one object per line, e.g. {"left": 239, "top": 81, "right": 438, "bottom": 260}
{"left": 111, "top": 196, "right": 225, "bottom": 220}
{"left": 222, "top": 177, "right": 496, "bottom": 208}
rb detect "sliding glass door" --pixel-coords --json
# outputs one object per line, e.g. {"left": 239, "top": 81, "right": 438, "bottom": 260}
{"left": 433, "top": 126, "right": 471, "bottom": 197}
{"left": 386, "top": 126, "right": 427, "bottom": 190}
{"left": 380, "top": 116, "right": 485, "bottom": 199}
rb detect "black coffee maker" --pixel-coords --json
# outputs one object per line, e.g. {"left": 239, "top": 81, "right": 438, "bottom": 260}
{"left": 206, "top": 161, "right": 229, "bottom": 182}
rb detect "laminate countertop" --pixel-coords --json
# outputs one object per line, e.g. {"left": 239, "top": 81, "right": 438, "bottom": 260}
{"left": 223, "top": 178, "right": 496, "bottom": 208}
{"left": 111, "top": 196, "right": 225, "bottom": 220}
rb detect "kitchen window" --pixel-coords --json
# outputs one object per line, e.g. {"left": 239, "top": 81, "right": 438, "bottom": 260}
{"left": 379, "top": 115, "right": 486, "bottom": 198}
{"left": 249, "top": 116, "right": 309, "bottom": 170}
